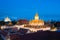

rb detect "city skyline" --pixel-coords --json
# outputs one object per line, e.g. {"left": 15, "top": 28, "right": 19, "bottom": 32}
{"left": 0, "top": 0, "right": 60, "bottom": 40}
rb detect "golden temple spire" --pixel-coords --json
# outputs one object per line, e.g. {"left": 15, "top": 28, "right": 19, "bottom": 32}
{"left": 35, "top": 12, "right": 38, "bottom": 17}
{"left": 35, "top": 12, "right": 39, "bottom": 20}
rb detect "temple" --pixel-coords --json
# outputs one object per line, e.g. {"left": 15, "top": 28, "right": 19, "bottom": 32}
{"left": 29, "top": 12, "right": 44, "bottom": 26}
{"left": 4, "top": 17, "right": 11, "bottom": 22}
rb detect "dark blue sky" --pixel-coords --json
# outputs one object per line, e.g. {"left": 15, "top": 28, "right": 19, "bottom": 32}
{"left": 0, "top": 0, "right": 60, "bottom": 21}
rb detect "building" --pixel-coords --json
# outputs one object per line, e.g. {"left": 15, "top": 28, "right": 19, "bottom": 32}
{"left": 16, "top": 19, "right": 29, "bottom": 25}
{"left": 4, "top": 17, "right": 13, "bottom": 26}
{"left": 29, "top": 12, "right": 44, "bottom": 26}
{"left": 4, "top": 17, "right": 11, "bottom": 22}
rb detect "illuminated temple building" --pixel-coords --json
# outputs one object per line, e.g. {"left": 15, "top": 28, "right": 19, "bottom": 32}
{"left": 29, "top": 12, "right": 44, "bottom": 26}
{"left": 24, "top": 12, "right": 51, "bottom": 31}
{"left": 4, "top": 17, "right": 11, "bottom": 22}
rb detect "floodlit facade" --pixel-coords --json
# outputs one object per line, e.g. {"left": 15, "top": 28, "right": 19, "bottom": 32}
{"left": 4, "top": 17, "right": 11, "bottom": 22}
{"left": 29, "top": 12, "right": 44, "bottom": 26}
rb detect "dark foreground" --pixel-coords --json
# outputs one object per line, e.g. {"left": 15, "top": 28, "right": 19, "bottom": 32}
{"left": 10, "top": 31, "right": 60, "bottom": 40}
{"left": 0, "top": 31, "right": 60, "bottom": 40}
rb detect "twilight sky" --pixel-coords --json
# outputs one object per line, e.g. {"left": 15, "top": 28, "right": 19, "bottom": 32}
{"left": 0, "top": 0, "right": 60, "bottom": 21}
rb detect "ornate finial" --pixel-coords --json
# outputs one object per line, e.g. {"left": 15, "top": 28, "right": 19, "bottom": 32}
{"left": 35, "top": 12, "right": 38, "bottom": 17}
{"left": 35, "top": 12, "right": 39, "bottom": 20}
